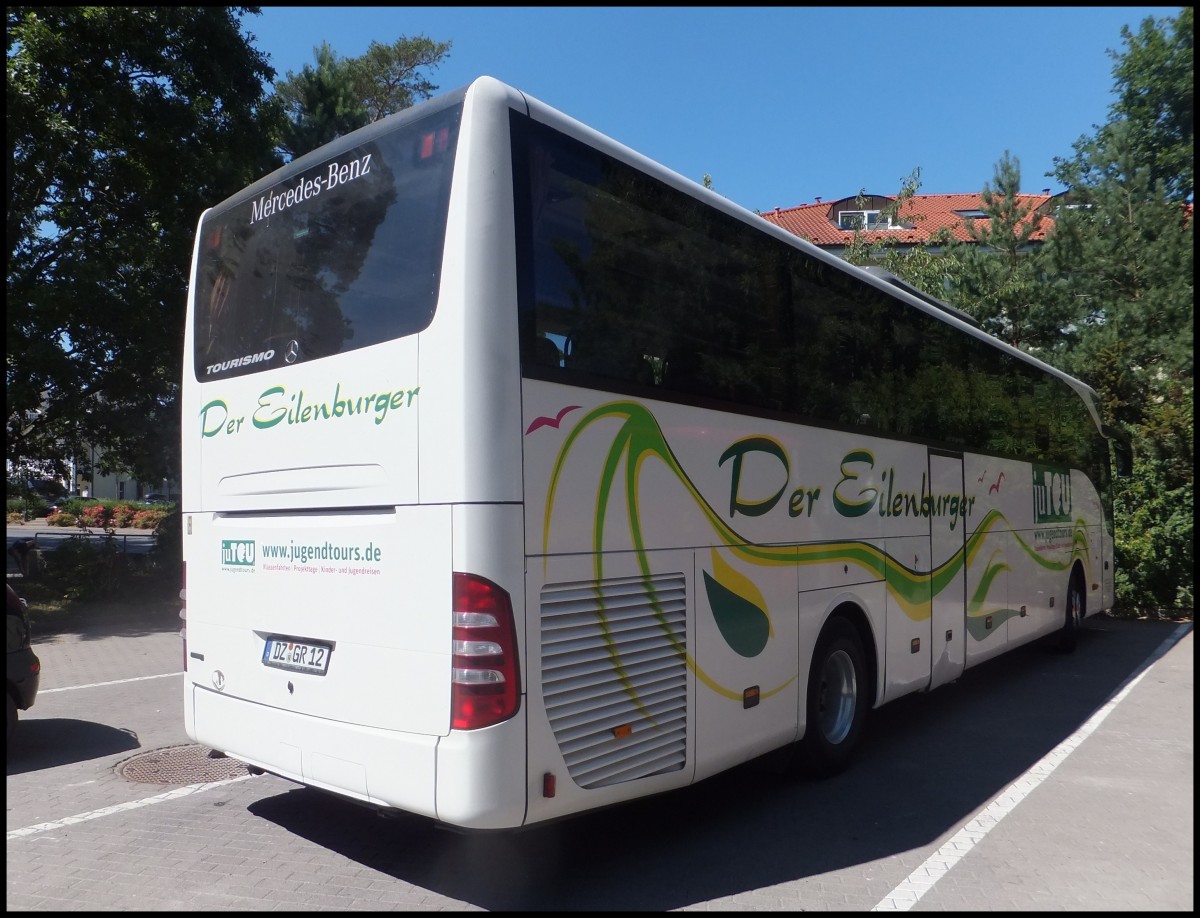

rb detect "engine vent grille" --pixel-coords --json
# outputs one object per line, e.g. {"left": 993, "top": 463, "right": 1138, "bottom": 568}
{"left": 541, "top": 572, "right": 687, "bottom": 789}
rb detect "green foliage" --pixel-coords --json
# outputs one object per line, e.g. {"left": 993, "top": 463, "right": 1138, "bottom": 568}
{"left": 274, "top": 41, "right": 370, "bottom": 159}
{"left": 947, "top": 152, "right": 1080, "bottom": 357}
{"left": 1048, "top": 126, "right": 1194, "bottom": 426}
{"left": 839, "top": 168, "right": 964, "bottom": 298}
{"left": 151, "top": 508, "right": 182, "bottom": 572}
{"left": 274, "top": 35, "right": 451, "bottom": 160}
{"left": 6, "top": 497, "right": 49, "bottom": 520}
{"left": 6, "top": 7, "right": 283, "bottom": 485}
{"left": 25, "top": 509, "right": 182, "bottom": 602}
{"left": 1045, "top": 9, "right": 1193, "bottom": 616}
{"left": 1114, "top": 445, "right": 1194, "bottom": 615}
{"left": 1106, "top": 7, "right": 1193, "bottom": 203}
{"left": 1113, "top": 388, "right": 1190, "bottom": 612}
{"left": 56, "top": 498, "right": 100, "bottom": 518}
{"left": 42, "top": 539, "right": 127, "bottom": 601}
{"left": 350, "top": 35, "right": 452, "bottom": 122}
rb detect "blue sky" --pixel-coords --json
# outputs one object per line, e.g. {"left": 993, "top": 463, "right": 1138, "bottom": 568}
{"left": 242, "top": 6, "right": 1182, "bottom": 214}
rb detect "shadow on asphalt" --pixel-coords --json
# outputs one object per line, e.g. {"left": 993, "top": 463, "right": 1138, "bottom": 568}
{"left": 7, "top": 719, "right": 140, "bottom": 776}
{"left": 26, "top": 598, "right": 181, "bottom": 643}
{"left": 242, "top": 616, "right": 1187, "bottom": 911}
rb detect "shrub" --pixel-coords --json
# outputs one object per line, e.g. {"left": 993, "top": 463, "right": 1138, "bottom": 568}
{"left": 46, "top": 510, "right": 78, "bottom": 527}
{"left": 59, "top": 498, "right": 90, "bottom": 517}
{"left": 151, "top": 509, "right": 182, "bottom": 570}
{"left": 110, "top": 503, "right": 137, "bottom": 528}
{"left": 131, "top": 508, "right": 168, "bottom": 529}
{"left": 42, "top": 538, "right": 126, "bottom": 600}
{"left": 7, "top": 496, "right": 49, "bottom": 519}
{"left": 80, "top": 503, "right": 110, "bottom": 528}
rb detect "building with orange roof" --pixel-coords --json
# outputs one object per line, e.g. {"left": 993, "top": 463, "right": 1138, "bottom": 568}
{"left": 758, "top": 191, "right": 1070, "bottom": 256}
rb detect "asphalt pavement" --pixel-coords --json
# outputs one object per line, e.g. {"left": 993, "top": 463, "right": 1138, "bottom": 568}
{"left": 5, "top": 596, "right": 1192, "bottom": 911}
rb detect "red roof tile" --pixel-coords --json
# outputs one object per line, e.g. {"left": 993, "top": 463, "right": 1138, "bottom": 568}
{"left": 758, "top": 192, "right": 1056, "bottom": 246}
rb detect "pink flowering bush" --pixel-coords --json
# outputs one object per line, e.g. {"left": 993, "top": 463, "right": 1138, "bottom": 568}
{"left": 110, "top": 504, "right": 137, "bottom": 528}
{"left": 131, "top": 509, "right": 168, "bottom": 530}
{"left": 80, "top": 504, "right": 110, "bottom": 528}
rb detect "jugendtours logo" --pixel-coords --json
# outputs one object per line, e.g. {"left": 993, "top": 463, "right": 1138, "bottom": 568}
{"left": 1031, "top": 464, "right": 1072, "bottom": 524}
{"left": 221, "top": 539, "right": 257, "bottom": 571}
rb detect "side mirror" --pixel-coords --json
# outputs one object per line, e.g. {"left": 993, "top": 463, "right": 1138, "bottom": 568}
{"left": 1112, "top": 437, "right": 1133, "bottom": 478}
{"left": 1102, "top": 424, "right": 1133, "bottom": 478}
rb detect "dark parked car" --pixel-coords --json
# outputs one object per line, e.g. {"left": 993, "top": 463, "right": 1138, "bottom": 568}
{"left": 7, "top": 584, "right": 41, "bottom": 741}
{"left": 143, "top": 493, "right": 172, "bottom": 506}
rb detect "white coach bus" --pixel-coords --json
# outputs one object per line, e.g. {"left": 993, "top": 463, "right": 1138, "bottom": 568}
{"left": 181, "top": 76, "right": 1117, "bottom": 830}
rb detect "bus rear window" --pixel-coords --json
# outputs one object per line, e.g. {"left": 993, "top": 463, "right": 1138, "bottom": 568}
{"left": 193, "top": 103, "right": 461, "bottom": 381}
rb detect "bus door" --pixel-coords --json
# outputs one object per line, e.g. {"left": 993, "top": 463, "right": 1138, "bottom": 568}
{"left": 929, "top": 450, "right": 967, "bottom": 689}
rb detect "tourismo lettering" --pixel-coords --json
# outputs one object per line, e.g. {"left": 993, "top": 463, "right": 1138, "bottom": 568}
{"left": 205, "top": 349, "right": 275, "bottom": 376}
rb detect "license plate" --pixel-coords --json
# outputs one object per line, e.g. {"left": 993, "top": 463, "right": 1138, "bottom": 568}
{"left": 262, "top": 636, "right": 332, "bottom": 675}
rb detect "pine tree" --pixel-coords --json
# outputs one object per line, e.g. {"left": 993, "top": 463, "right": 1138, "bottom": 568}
{"left": 1047, "top": 9, "right": 1193, "bottom": 614}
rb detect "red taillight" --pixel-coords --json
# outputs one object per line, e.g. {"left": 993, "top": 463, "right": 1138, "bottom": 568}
{"left": 180, "top": 561, "right": 188, "bottom": 672}
{"left": 418, "top": 127, "right": 450, "bottom": 160}
{"left": 451, "top": 572, "right": 520, "bottom": 730}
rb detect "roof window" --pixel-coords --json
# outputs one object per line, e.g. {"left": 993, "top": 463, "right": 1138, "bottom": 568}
{"left": 838, "top": 210, "right": 891, "bottom": 231}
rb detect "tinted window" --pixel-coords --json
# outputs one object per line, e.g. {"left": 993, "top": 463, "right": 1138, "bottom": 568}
{"left": 512, "top": 114, "right": 1106, "bottom": 484}
{"left": 193, "top": 102, "right": 462, "bottom": 381}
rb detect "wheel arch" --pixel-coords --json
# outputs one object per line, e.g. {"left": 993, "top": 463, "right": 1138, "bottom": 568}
{"left": 1070, "top": 558, "right": 1088, "bottom": 614}
{"left": 821, "top": 599, "right": 879, "bottom": 710}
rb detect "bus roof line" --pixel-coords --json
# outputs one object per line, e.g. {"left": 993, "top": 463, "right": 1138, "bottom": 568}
{"left": 860, "top": 266, "right": 980, "bottom": 328}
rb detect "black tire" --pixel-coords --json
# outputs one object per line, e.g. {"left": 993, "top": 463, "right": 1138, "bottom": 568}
{"left": 1057, "top": 571, "right": 1085, "bottom": 653}
{"left": 800, "top": 616, "right": 868, "bottom": 778}
{"left": 7, "top": 692, "right": 16, "bottom": 744}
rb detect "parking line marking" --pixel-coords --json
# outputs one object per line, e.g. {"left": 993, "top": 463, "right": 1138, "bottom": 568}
{"left": 6, "top": 776, "right": 255, "bottom": 840}
{"left": 872, "top": 623, "right": 1191, "bottom": 911}
{"left": 39, "top": 672, "right": 182, "bottom": 694}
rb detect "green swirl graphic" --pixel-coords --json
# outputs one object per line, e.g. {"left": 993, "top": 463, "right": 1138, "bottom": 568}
{"left": 542, "top": 401, "right": 1090, "bottom": 701}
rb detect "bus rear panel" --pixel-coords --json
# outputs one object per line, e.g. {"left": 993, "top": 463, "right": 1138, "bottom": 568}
{"left": 182, "top": 79, "right": 532, "bottom": 829}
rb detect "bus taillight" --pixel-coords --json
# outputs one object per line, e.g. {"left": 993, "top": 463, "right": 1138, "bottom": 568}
{"left": 419, "top": 127, "right": 450, "bottom": 160}
{"left": 451, "top": 572, "right": 520, "bottom": 730}
{"left": 180, "top": 561, "right": 187, "bottom": 672}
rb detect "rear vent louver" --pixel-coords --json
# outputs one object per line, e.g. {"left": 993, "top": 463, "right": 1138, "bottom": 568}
{"left": 541, "top": 573, "right": 687, "bottom": 789}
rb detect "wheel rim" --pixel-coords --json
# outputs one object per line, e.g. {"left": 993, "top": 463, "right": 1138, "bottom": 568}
{"left": 1069, "top": 582, "right": 1083, "bottom": 628}
{"left": 818, "top": 648, "right": 858, "bottom": 744}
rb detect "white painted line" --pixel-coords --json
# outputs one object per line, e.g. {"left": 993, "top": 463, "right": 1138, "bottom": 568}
{"left": 6, "top": 775, "right": 255, "bottom": 840}
{"left": 39, "top": 672, "right": 182, "bottom": 694}
{"left": 873, "top": 623, "right": 1191, "bottom": 912}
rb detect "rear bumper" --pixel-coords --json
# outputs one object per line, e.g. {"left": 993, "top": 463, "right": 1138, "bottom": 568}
{"left": 7, "top": 648, "right": 41, "bottom": 710}
{"left": 188, "top": 681, "right": 529, "bottom": 829}
{"left": 190, "top": 682, "right": 439, "bottom": 817}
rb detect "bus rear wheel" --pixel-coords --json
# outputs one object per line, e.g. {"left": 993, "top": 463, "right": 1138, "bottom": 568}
{"left": 800, "top": 616, "right": 867, "bottom": 778}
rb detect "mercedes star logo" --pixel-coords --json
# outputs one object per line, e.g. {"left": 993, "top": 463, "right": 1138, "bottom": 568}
{"left": 212, "top": 670, "right": 226, "bottom": 691}
{"left": 284, "top": 340, "right": 300, "bottom": 364}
